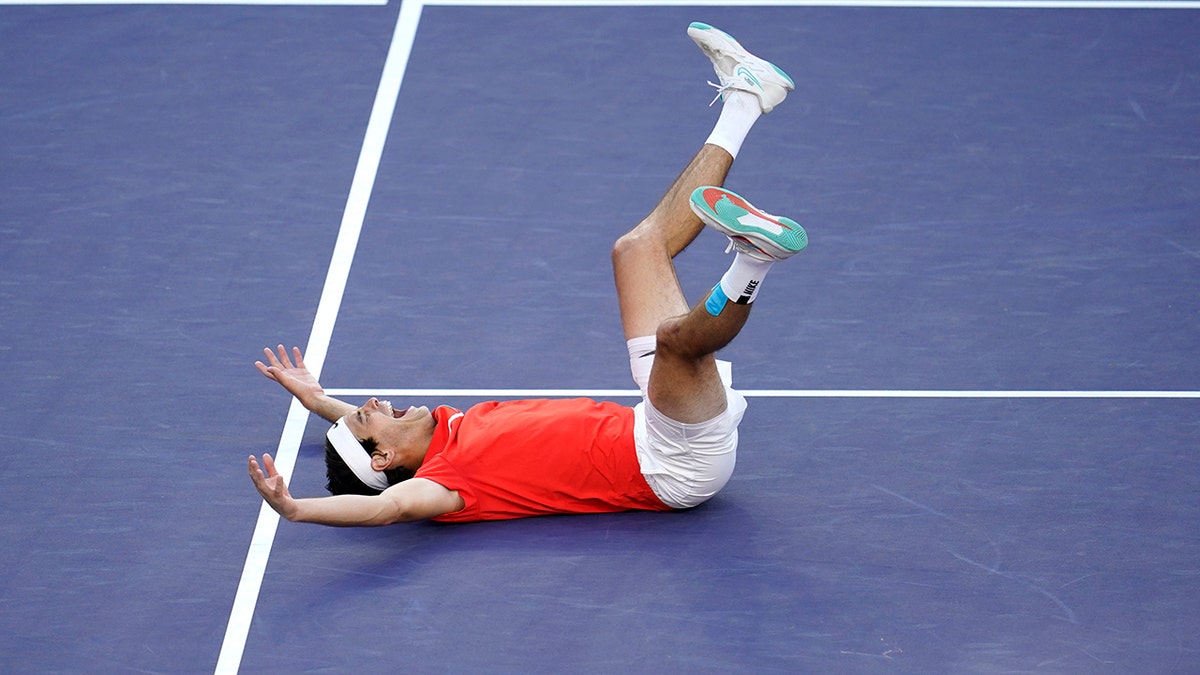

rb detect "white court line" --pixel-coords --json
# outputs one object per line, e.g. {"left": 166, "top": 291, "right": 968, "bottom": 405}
{"left": 214, "top": 0, "right": 1198, "bottom": 672}
{"left": 214, "top": 2, "right": 423, "bottom": 673}
{"left": 327, "top": 388, "right": 1200, "bottom": 398}
{"left": 740, "top": 390, "right": 1200, "bottom": 398}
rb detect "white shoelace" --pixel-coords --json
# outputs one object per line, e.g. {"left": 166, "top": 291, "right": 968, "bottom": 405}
{"left": 706, "top": 79, "right": 739, "bottom": 107}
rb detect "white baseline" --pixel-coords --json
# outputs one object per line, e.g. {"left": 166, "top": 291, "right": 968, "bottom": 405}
{"left": 216, "top": 0, "right": 1199, "bottom": 673}
{"left": 327, "top": 388, "right": 1200, "bottom": 399}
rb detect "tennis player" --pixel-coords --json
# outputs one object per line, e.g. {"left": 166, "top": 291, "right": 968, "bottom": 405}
{"left": 248, "top": 23, "right": 807, "bottom": 525}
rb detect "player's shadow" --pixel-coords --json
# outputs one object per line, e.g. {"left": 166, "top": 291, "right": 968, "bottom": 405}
{"left": 261, "top": 495, "right": 808, "bottom": 651}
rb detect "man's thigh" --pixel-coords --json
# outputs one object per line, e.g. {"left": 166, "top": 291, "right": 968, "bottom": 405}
{"left": 612, "top": 230, "right": 690, "bottom": 341}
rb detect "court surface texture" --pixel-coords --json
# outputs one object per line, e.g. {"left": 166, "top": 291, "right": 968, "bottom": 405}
{"left": 2, "top": 1, "right": 1198, "bottom": 672}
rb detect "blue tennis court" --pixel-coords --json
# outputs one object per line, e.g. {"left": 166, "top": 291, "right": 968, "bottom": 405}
{"left": 1, "top": 1, "right": 1198, "bottom": 671}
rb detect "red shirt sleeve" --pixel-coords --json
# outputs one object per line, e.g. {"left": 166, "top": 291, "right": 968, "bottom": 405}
{"left": 412, "top": 407, "right": 480, "bottom": 521}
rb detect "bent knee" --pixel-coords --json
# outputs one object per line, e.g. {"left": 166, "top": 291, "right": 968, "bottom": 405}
{"left": 655, "top": 315, "right": 723, "bottom": 365}
{"left": 611, "top": 227, "right": 659, "bottom": 267}
{"left": 610, "top": 231, "right": 637, "bottom": 267}
{"left": 654, "top": 316, "right": 690, "bottom": 357}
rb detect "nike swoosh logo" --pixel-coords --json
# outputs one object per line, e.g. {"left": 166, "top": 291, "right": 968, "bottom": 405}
{"left": 736, "top": 66, "right": 762, "bottom": 89}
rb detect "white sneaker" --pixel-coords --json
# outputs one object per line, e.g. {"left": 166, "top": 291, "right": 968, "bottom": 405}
{"left": 688, "top": 22, "right": 795, "bottom": 114}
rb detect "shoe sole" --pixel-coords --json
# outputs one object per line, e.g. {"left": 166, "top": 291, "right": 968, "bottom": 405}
{"left": 690, "top": 186, "right": 808, "bottom": 259}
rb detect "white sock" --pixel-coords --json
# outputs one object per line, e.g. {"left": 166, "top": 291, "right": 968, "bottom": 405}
{"left": 705, "top": 90, "right": 762, "bottom": 159}
{"left": 719, "top": 252, "right": 773, "bottom": 305}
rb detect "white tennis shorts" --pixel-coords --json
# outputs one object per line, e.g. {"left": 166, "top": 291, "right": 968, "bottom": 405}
{"left": 626, "top": 335, "right": 748, "bottom": 509}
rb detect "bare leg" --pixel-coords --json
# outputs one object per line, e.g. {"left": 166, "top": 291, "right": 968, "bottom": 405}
{"left": 612, "top": 23, "right": 797, "bottom": 424}
{"left": 649, "top": 295, "right": 751, "bottom": 423}
{"left": 611, "top": 144, "right": 732, "bottom": 341}
{"left": 611, "top": 144, "right": 743, "bottom": 424}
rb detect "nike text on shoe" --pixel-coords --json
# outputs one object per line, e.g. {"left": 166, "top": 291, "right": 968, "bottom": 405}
{"left": 689, "top": 186, "right": 808, "bottom": 262}
{"left": 687, "top": 22, "right": 795, "bottom": 113}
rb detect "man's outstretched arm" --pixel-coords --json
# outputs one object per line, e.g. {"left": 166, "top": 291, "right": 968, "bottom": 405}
{"left": 255, "top": 345, "right": 353, "bottom": 423}
{"left": 248, "top": 454, "right": 464, "bottom": 525}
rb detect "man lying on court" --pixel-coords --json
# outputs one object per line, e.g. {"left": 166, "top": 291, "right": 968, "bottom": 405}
{"left": 248, "top": 23, "right": 808, "bottom": 525}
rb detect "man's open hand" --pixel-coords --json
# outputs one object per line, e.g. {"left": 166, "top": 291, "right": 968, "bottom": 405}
{"left": 255, "top": 345, "right": 323, "bottom": 406}
{"left": 248, "top": 453, "right": 298, "bottom": 520}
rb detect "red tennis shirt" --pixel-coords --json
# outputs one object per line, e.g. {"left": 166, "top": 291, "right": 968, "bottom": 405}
{"left": 414, "top": 399, "right": 672, "bottom": 522}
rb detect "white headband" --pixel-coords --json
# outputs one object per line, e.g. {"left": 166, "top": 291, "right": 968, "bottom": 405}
{"left": 326, "top": 418, "right": 390, "bottom": 491}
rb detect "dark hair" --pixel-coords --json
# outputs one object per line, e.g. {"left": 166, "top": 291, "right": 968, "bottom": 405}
{"left": 323, "top": 436, "right": 416, "bottom": 495}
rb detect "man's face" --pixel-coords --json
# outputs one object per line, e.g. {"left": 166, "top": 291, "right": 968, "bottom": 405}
{"left": 344, "top": 397, "right": 431, "bottom": 442}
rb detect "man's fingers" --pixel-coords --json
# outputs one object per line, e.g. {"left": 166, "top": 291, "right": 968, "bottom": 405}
{"left": 248, "top": 455, "right": 264, "bottom": 483}
{"left": 275, "top": 344, "right": 294, "bottom": 368}
{"left": 254, "top": 361, "right": 277, "bottom": 380}
{"left": 257, "top": 345, "right": 305, "bottom": 376}
{"left": 262, "top": 453, "right": 277, "bottom": 477}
